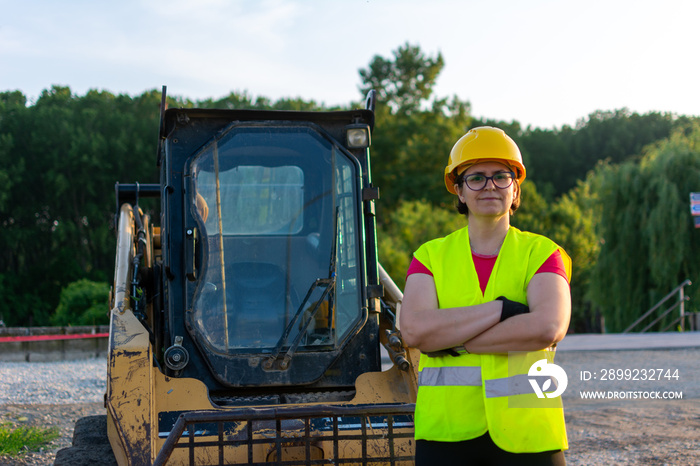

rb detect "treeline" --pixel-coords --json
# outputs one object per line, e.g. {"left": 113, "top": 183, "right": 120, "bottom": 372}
{"left": 1, "top": 43, "right": 699, "bottom": 332}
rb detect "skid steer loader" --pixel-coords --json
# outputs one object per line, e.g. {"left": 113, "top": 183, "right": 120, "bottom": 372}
{"left": 55, "top": 87, "right": 418, "bottom": 465}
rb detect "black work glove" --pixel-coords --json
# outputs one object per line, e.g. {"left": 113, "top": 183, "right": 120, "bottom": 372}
{"left": 424, "top": 347, "right": 465, "bottom": 358}
{"left": 496, "top": 296, "right": 529, "bottom": 322}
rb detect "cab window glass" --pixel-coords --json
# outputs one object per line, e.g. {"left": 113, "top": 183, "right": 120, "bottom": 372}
{"left": 188, "top": 126, "right": 363, "bottom": 358}
{"left": 196, "top": 166, "right": 304, "bottom": 235}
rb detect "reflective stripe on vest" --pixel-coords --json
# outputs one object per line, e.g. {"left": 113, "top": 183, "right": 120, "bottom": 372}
{"left": 418, "top": 366, "right": 481, "bottom": 387}
{"left": 419, "top": 367, "right": 556, "bottom": 397}
{"left": 485, "top": 374, "right": 556, "bottom": 398}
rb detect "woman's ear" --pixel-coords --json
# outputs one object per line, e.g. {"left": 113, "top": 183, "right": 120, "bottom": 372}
{"left": 454, "top": 183, "right": 465, "bottom": 203}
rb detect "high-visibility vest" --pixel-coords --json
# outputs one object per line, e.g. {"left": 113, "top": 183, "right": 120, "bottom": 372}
{"left": 412, "top": 226, "right": 571, "bottom": 452}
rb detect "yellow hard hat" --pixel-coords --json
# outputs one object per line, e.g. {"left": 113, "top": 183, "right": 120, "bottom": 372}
{"left": 444, "top": 126, "right": 526, "bottom": 194}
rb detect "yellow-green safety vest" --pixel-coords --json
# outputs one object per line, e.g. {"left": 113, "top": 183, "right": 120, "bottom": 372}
{"left": 412, "top": 226, "right": 571, "bottom": 452}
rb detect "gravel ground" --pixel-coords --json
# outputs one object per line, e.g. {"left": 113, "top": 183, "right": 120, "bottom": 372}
{"left": 0, "top": 351, "right": 698, "bottom": 465}
{"left": 0, "top": 358, "right": 107, "bottom": 405}
{"left": 555, "top": 348, "right": 700, "bottom": 465}
{"left": 0, "top": 358, "right": 106, "bottom": 465}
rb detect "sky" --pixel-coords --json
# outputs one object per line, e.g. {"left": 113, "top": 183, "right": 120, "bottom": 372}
{"left": 2, "top": 0, "right": 700, "bottom": 129}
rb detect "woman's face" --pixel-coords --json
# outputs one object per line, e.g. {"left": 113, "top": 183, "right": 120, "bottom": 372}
{"left": 455, "top": 161, "right": 517, "bottom": 219}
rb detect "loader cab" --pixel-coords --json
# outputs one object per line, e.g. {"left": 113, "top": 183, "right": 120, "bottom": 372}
{"left": 157, "top": 105, "right": 382, "bottom": 398}
{"left": 190, "top": 126, "right": 361, "bottom": 350}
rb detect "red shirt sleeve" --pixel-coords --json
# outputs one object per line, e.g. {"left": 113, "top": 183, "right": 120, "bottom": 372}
{"left": 406, "top": 256, "right": 433, "bottom": 278}
{"left": 536, "top": 250, "right": 569, "bottom": 283}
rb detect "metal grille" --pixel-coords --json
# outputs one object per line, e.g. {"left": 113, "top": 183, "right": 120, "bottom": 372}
{"left": 154, "top": 403, "right": 415, "bottom": 466}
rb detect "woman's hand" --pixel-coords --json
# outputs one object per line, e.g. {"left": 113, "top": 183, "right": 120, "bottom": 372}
{"left": 463, "top": 272, "right": 571, "bottom": 353}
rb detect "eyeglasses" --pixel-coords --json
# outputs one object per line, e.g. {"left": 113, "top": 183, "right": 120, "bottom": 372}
{"left": 462, "top": 171, "right": 515, "bottom": 191}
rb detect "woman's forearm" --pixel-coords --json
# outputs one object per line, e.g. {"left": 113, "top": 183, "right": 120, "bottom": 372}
{"left": 464, "top": 273, "right": 571, "bottom": 353}
{"left": 399, "top": 274, "right": 501, "bottom": 352}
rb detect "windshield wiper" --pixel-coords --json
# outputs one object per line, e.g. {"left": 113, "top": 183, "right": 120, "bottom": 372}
{"left": 263, "top": 278, "right": 335, "bottom": 371}
{"left": 264, "top": 207, "right": 339, "bottom": 371}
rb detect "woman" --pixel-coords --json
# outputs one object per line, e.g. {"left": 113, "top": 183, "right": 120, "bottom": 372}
{"left": 400, "top": 126, "right": 571, "bottom": 466}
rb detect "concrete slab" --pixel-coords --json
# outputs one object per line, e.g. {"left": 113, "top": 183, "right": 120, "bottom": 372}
{"left": 557, "top": 331, "right": 700, "bottom": 351}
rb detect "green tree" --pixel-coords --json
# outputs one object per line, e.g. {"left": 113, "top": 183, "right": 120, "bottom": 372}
{"left": 518, "top": 109, "right": 688, "bottom": 198}
{"left": 51, "top": 279, "right": 110, "bottom": 326}
{"left": 378, "top": 200, "right": 465, "bottom": 289}
{"left": 0, "top": 91, "right": 26, "bottom": 212}
{"left": 0, "top": 87, "right": 162, "bottom": 325}
{"left": 359, "top": 43, "right": 444, "bottom": 115}
{"left": 0, "top": 90, "right": 41, "bottom": 325}
{"left": 512, "top": 179, "right": 601, "bottom": 332}
{"left": 589, "top": 124, "right": 700, "bottom": 332}
{"left": 359, "top": 44, "right": 471, "bottom": 212}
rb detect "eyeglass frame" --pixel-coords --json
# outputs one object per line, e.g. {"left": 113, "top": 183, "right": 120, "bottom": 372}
{"left": 459, "top": 171, "right": 516, "bottom": 191}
